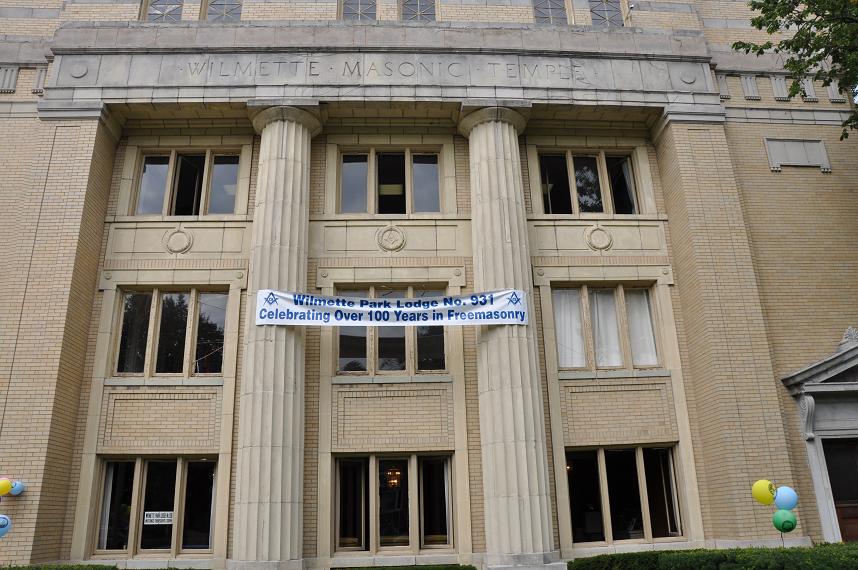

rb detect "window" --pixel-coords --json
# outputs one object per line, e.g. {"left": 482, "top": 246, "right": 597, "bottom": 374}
{"left": 538, "top": 151, "right": 637, "bottom": 214}
{"left": 533, "top": 0, "right": 568, "bottom": 24}
{"left": 589, "top": 0, "right": 624, "bottom": 27}
{"left": 402, "top": 0, "right": 435, "bottom": 21}
{"left": 336, "top": 455, "right": 452, "bottom": 552}
{"left": 337, "top": 287, "right": 446, "bottom": 375}
{"left": 566, "top": 447, "right": 680, "bottom": 544}
{"left": 339, "top": 150, "right": 441, "bottom": 214}
{"left": 143, "top": 0, "right": 184, "bottom": 22}
{"left": 552, "top": 286, "right": 658, "bottom": 370}
{"left": 342, "top": 0, "right": 377, "bottom": 20}
{"left": 135, "top": 150, "right": 240, "bottom": 215}
{"left": 115, "top": 289, "right": 228, "bottom": 377}
{"left": 97, "top": 458, "right": 216, "bottom": 554}
{"left": 205, "top": 0, "right": 242, "bottom": 21}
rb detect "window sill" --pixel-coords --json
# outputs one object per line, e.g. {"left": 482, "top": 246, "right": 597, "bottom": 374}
{"left": 330, "top": 551, "right": 459, "bottom": 567}
{"left": 332, "top": 374, "right": 453, "bottom": 385}
{"left": 109, "top": 214, "right": 251, "bottom": 223}
{"left": 312, "top": 213, "right": 469, "bottom": 221}
{"left": 104, "top": 377, "right": 225, "bottom": 387}
{"left": 528, "top": 213, "right": 668, "bottom": 222}
{"left": 558, "top": 369, "right": 670, "bottom": 381}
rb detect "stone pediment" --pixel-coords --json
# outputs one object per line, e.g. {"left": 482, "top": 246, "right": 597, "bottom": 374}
{"left": 781, "top": 327, "right": 858, "bottom": 396}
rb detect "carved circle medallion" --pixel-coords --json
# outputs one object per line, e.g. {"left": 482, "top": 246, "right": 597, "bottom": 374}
{"left": 163, "top": 228, "right": 194, "bottom": 254}
{"left": 69, "top": 64, "right": 88, "bottom": 79}
{"left": 584, "top": 226, "right": 613, "bottom": 251}
{"left": 680, "top": 72, "right": 697, "bottom": 85}
{"left": 376, "top": 225, "right": 407, "bottom": 252}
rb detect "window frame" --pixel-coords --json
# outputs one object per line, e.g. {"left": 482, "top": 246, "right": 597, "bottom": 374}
{"left": 401, "top": 0, "right": 436, "bottom": 21}
{"left": 140, "top": 0, "right": 185, "bottom": 22}
{"left": 588, "top": 0, "right": 626, "bottom": 27}
{"left": 340, "top": 0, "right": 378, "bottom": 20}
{"left": 532, "top": 0, "right": 571, "bottom": 25}
{"left": 202, "top": 0, "right": 243, "bottom": 22}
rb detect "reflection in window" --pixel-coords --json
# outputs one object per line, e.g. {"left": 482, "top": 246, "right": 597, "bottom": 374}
{"left": 377, "top": 153, "right": 407, "bottom": 214}
{"left": 172, "top": 154, "right": 206, "bottom": 215}
{"left": 117, "top": 292, "right": 152, "bottom": 374}
{"left": 208, "top": 155, "right": 239, "bottom": 214}
{"left": 403, "top": 0, "right": 435, "bottom": 21}
{"left": 420, "top": 457, "right": 450, "bottom": 546}
{"left": 194, "top": 293, "right": 227, "bottom": 374}
{"left": 539, "top": 154, "right": 573, "bottom": 214}
{"left": 379, "top": 458, "right": 409, "bottom": 547}
{"left": 533, "top": 0, "right": 568, "bottom": 24}
{"left": 340, "top": 155, "right": 368, "bottom": 213}
{"left": 589, "top": 0, "right": 624, "bottom": 27}
{"left": 182, "top": 461, "right": 216, "bottom": 549}
{"left": 343, "top": 0, "right": 376, "bottom": 20}
{"left": 643, "top": 448, "right": 681, "bottom": 537}
{"left": 206, "top": 0, "right": 242, "bottom": 22}
{"left": 412, "top": 154, "right": 440, "bottom": 212}
{"left": 337, "top": 458, "right": 369, "bottom": 550}
{"left": 146, "top": 0, "right": 184, "bottom": 22}
{"left": 605, "top": 449, "right": 643, "bottom": 540}
{"left": 606, "top": 156, "right": 636, "bottom": 214}
{"left": 574, "top": 156, "right": 603, "bottom": 213}
{"left": 155, "top": 293, "right": 189, "bottom": 374}
{"left": 566, "top": 450, "right": 604, "bottom": 542}
{"left": 140, "top": 460, "right": 177, "bottom": 550}
{"left": 416, "top": 290, "right": 445, "bottom": 370}
{"left": 338, "top": 290, "right": 368, "bottom": 372}
{"left": 377, "top": 290, "right": 406, "bottom": 371}
{"left": 137, "top": 156, "right": 170, "bottom": 214}
{"left": 98, "top": 461, "right": 135, "bottom": 550}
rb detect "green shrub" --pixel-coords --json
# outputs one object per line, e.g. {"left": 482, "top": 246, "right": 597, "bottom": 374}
{"left": 568, "top": 543, "right": 858, "bottom": 569}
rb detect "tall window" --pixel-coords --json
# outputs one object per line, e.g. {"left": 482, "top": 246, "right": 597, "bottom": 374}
{"left": 205, "top": 0, "right": 242, "bottom": 21}
{"left": 566, "top": 447, "right": 680, "bottom": 544}
{"left": 116, "top": 289, "right": 228, "bottom": 377}
{"left": 552, "top": 286, "right": 658, "bottom": 370}
{"left": 97, "top": 458, "right": 217, "bottom": 554}
{"left": 538, "top": 151, "right": 637, "bottom": 214}
{"left": 337, "top": 287, "right": 446, "bottom": 374}
{"left": 589, "top": 0, "right": 624, "bottom": 27}
{"left": 533, "top": 0, "right": 568, "bottom": 24}
{"left": 336, "top": 455, "right": 452, "bottom": 552}
{"left": 402, "top": 0, "right": 436, "bottom": 21}
{"left": 143, "top": 0, "right": 184, "bottom": 22}
{"left": 136, "top": 150, "right": 240, "bottom": 215}
{"left": 339, "top": 149, "right": 441, "bottom": 214}
{"left": 342, "top": 0, "right": 377, "bottom": 20}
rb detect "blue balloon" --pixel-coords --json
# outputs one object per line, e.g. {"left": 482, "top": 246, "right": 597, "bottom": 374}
{"left": 775, "top": 486, "right": 798, "bottom": 510}
{"left": 9, "top": 481, "right": 24, "bottom": 496}
{"left": 0, "top": 515, "right": 11, "bottom": 538}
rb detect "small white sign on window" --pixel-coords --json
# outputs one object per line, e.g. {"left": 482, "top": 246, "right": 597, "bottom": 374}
{"left": 144, "top": 511, "right": 173, "bottom": 525}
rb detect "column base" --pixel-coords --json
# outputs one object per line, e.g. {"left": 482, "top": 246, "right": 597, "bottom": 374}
{"left": 228, "top": 560, "right": 305, "bottom": 570}
{"left": 483, "top": 550, "right": 561, "bottom": 569}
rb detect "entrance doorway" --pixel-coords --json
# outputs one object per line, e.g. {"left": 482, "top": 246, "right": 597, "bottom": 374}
{"left": 823, "top": 439, "right": 858, "bottom": 542}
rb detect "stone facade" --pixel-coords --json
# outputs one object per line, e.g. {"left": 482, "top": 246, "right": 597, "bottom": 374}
{"left": 0, "top": 0, "right": 856, "bottom": 568}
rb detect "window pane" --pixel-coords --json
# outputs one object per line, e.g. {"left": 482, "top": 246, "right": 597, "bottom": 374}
{"left": 533, "top": 0, "right": 567, "bottom": 24}
{"left": 607, "top": 156, "right": 636, "bottom": 214}
{"left": 156, "top": 293, "right": 189, "bottom": 374}
{"left": 377, "top": 153, "right": 406, "bottom": 214}
{"left": 208, "top": 155, "right": 239, "bottom": 214}
{"left": 379, "top": 459, "right": 409, "bottom": 547}
{"left": 147, "top": 0, "right": 183, "bottom": 22}
{"left": 338, "top": 290, "right": 368, "bottom": 372}
{"left": 420, "top": 457, "right": 450, "bottom": 546}
{"left": 182, "top": 461, "right": 216, "bottom": 549}
{"left": 194, "top": 293, "right": 227, "bottom": 374}
{"left": 337, "top": 458, "right": 368, "bottom": 550}
{"left": 553, "top": 289, "right": 585, "bottom": 368}
{"left": 98, "top": 461, "right": 135, "bottom": 550}
{"left": 172, "top": 154, "right": 206, "bottom": 215}
{"left": 416, "top": 290, "right": 445, "bottom": 371}
{"left": 574, "top": 156, "right": 604, "bottom": 213}
{"left": 343, "top": 0, "right": 376, "bottom": 20}
{"left": 643, "top": 448, "right": 681, "bottom": 538}
{"left": 566, "top": 450, "right": 604, "bottom": 542}
{"left": 206, "top": 0, "right": 242, "bottom": 22}
{"left": 605, "top": 449, "right": 643, "bottom": 540}
{"left": 136, "top": 156, "right": 169, "bottom": 214}
{"left": 589, "top": 0, "right": 624, "bottom": 27}
{"left": 341, "top": 155, "right": 368, "bottom": 213}
{"left": 140, "top": 460, "right": 177, "bottom": 550}
{"left": 412, "top": 154, "right": 440, "bottom": 213}
{"left": 626, "top": 289, "right": 657, "bottom": 366}
{"left": 589, "top": 289, "right": 622, "bottom": 367}
{"left": 117, "top": 292, "right": 152, "bottom": 374}
{"left": 539, "top": 154, "right": 573, "bottom": 214}
{"left": 402, "top": 0, "right": 435, "bottom": 21}
{"left": 377, "top": 290, "right": 406, "bottom": 371}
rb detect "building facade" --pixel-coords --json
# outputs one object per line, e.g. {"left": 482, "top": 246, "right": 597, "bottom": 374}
{"left": 0, "top": 0, "right": 857, "bottom": 568}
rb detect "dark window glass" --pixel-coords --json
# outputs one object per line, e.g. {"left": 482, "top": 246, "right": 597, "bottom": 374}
{"left": 574, "top": 156, "right": 603, "bottom": 213}
{"left": 377, "top": 153, "right": 406, "bottom": 214}
{"left": 172, "top": 154, "right": 206, "bottom": 215}
{"left": 824, "top": 439, "right": 858, "bottom": 541}
{"left": 605, "top": 449, "right": 643, "bottom": 540}
{"left": 539, "top": 155, "right": 573, "bottom": 214}
{"left": 377, "top": 290, "right": 406, "bottom": 371}
{"left": 117, "top": 292, "right": 152, "bottom": 374}
{"left": 402, "top": 0, "right": 435, "bottom": 21}
{"left": 643, "top": 448, "right": 681, "bottom": 538}
{"left": 182, "top": 461, "right": 216, "bottom": 549}
{"left": 206, "top": 0, "right": 242, "bottom": 22}
{"left": 337, "top": 458, "right": 369, "bottom": 550}
{"left": 566, "top": 450, "right": 604, "bottom": 542}
{"left": 341, "top": 155, "right": 368, "bottom": 213}
{"left": 379, "top": 459, "right": 409, "bottom": 546}
{"left": 343, "top": 0, "right": 376, "bottom": 20}
{"left": 140, "top": 460, "right": 177, "bottom": 550}
{"left": 589, "top": 0, "right": 624, "bottom": 27}
{"left": 420, "top": 457, "right": 449, "bottom": 546}
{"left": 156, "top": 293, "right": 189, "bottom": 374}
{"left": 338, "top": 290, "right": 368, "bottom": 372}
{"left": 208, "top": 155, "right": 239, "bottom": 214}
{"left": 606, "top": 156, "right": 636, "bottom": 214}
{"left": 137, "top": 156, "right": 170, "bottom": 214}
{"left": 416, "top": 290, "right": 445, "bottom": 371}
{"left": 98, "top": 461, "right": 135, "bottom": 550}
{"left": 194, "top": 293, "right": 227, "bottom": 374}
{"left": 533, "top": 0, "right": 567, "bottom": 24}
{"left": 146, "top": 0, "right": 184, "bottom": 22}
{"left": 412, "top": 154, "right": 440, "bottom": 213}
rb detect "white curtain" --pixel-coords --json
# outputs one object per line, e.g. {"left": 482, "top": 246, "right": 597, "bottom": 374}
{"left": 626, "top": 289, "right": 658, "bottom": 366}
{"left": 590, "top": 289, "right": 623, "bottom": 367}
{"left": 553, "top": 289, "right": 585, "bottom": 367}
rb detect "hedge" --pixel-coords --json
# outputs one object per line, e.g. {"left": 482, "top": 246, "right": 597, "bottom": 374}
{"left": 568, "top": 543, "right": 858, "bottom": 569}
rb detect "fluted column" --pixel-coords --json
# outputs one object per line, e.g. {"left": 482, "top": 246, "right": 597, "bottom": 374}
{"left": 233, "top": 106, "right": 321, "bottom": 570}
{"left": 459, "top": 108, "right": 554, "bottom": 566}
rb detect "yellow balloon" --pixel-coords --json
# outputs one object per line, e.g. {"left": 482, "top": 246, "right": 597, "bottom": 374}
{"left": 752, "top": 479, "right": 776, "bottom": 505}
{"left": 0, "top": 478, "right": 12, "bottom": 497}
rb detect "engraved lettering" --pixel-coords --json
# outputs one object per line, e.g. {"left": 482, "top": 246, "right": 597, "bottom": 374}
{"left": 309, "top": 60, "right": 320, "bottom": 77}
{"left": 506, "top": 63, "right": 517, "bottom": 79}
{"left": 258, "top": 61, "right": 271, "bottom": 77}
{"left": 419, "top": 62, "right": 435, "bottom": 77}
{"left": 343, "top": 61, "right": 361, "bottom": 77}
{"left": 187, "top": 60, "right": 208, "bottom": 77}
{"left": 448, "top": 62, "right": 464, "bottom": 77}
{"left": 398, "top": 61, "right": 416, "bottom": 77}
{"left": 236, "top": 61, "right": 252, "bottom": 77}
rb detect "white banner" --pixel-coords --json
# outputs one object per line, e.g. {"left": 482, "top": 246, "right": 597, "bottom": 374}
{"left": 256, "top": 289, "right": 528, "bottom": 326}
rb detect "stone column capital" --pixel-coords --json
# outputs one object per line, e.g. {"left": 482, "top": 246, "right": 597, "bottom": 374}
{"left": 457, "top": 106, "right": 528, "bottom": 138}
{"left": 251, "top": 105, "right": 323, "bottom": 136}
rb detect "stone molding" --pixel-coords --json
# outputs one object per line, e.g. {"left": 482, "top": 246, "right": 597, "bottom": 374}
{"left": 458, "top": 106, "right": 528, "bottom": 137}
{"left": 250, "top": 105, "right": 322, "bottom": 136}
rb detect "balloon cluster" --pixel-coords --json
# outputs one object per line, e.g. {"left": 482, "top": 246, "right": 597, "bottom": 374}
{"left": 0, "top": 477, "right": 26, "bottom": 539}
{"left": 752, "top": 479, "right": 798, "bottom": 533}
